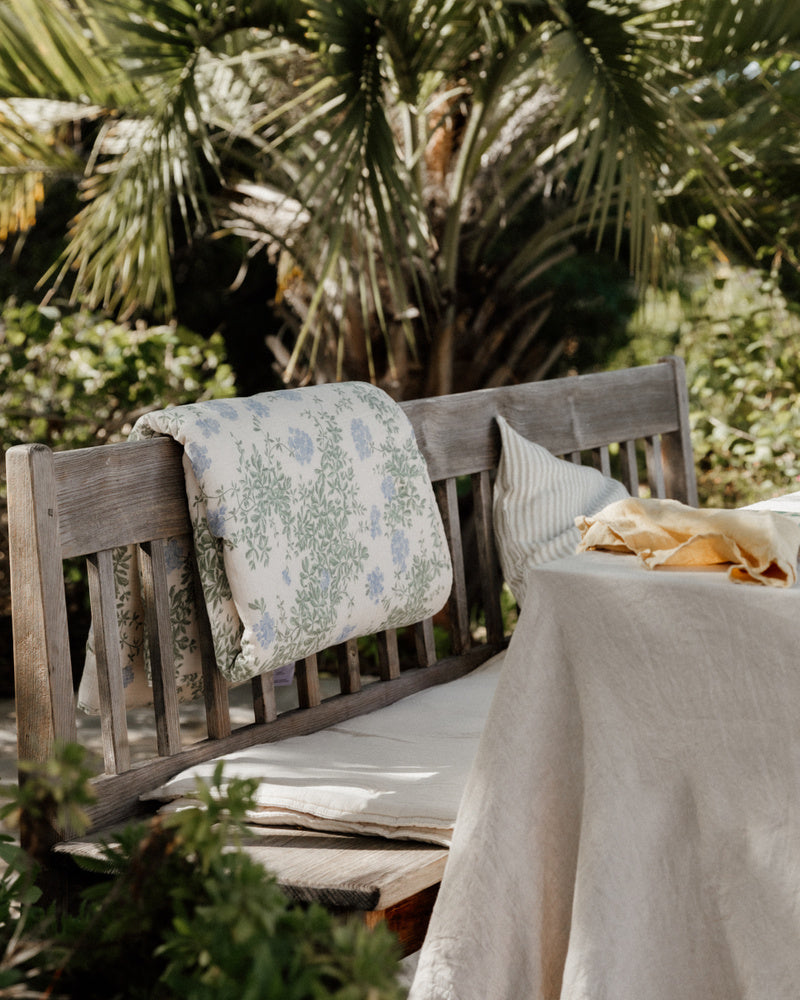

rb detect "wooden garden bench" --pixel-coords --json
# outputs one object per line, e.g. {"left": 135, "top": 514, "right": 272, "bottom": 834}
{"left": 7, "top": 356, "right": 697, "bottom": 954}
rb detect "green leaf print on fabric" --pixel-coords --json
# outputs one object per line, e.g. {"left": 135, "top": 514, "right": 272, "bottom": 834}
{"left": 78, "top": 382, "right": 453, "bottom": 706}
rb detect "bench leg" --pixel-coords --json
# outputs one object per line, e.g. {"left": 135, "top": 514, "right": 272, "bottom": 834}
{"left": 364, "top": 882, "right": 440, "bottom": 956}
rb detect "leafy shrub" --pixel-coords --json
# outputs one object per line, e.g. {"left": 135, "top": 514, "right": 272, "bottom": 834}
{"left": 1, "top": 743, "right": 97, "bottom": 995}
{"left": 1, "top": 747, "right": 404, "bottom": 999}
{"left": 615, "top": 265, "right": 800, "bottom": 507}
{"left": 0, "top": 828, "right": 58, "bottom": 995}
{"left": 681, "top": 272, "right": 800, "bottom": 506}
{"left": 0, "top": 300, "right": 236, "bottom": 662}
{"left": 0, "top": 300, "right": 235, "bottom": 455}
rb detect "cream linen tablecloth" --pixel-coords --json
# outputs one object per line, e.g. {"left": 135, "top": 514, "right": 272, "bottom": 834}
{"left": 410, "top": 546, "right": 800, "bottom": 1000}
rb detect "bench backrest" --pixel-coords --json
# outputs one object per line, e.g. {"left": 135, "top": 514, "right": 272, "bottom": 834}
{"left": 7, "top": 357, "right": 696, "bottom": 839}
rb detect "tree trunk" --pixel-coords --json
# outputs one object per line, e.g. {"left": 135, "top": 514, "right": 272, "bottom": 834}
{"left": 426, "top": 314, "right": 455, "bottom": 397}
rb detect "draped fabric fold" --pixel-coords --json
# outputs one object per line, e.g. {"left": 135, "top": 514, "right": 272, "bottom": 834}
{"left": 576, "top": 497, "right": 800, "bottom": 586}
{"left": 79, "top": 382, "right": 453, "bottom": 711}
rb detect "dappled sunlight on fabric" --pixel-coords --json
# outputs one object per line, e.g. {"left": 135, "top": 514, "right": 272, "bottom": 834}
{"left": 141, "top": 652, "right": 506, "bottom": 846}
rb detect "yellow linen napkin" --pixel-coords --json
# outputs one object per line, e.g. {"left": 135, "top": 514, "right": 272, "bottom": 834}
{"left": 576, "top": 497, "right": 800, "bottom": 587}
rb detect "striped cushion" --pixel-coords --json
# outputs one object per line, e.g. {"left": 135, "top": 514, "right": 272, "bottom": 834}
{"left": 493, "top": 416, "right": 629, "bottom": 606}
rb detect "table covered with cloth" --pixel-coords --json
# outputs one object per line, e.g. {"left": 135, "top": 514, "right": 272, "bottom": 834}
{"left": 410, "top": 501, "right": 800, "bottom": 1000}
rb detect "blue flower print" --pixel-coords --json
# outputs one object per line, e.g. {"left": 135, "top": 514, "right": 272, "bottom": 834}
{"left": 196, "top": 416, "right": 221, "bottom": 438}
{"left": 254, "top": 611, "right": 276, "bottom": 649}
{"left": 279, "top": 389, "right": 303, "bottom": 401}
{"left": 122, "top": 664, "right": 135, "bottom": 687}
{"left": 336, "top": 624, "right": 356, "bottom": 643}
{"left": 369, "top": 505, "right": 382, "bottom": 539}
{"left": 186, "top": 443, "right": 212, "bottom": 477}
{"left": 282, "top": 568, "right": 291, "bottom": 586}
{"left": 288, "top": 427, "right": 314, "bottom": 465}
{"left": 215, "top": 402, "right": 239, "bottom": 420}
{"left": 163, "top": 537, "right": 185, "bottom": 573}
{"left": 381, "top": 475, "right": 396, "bottom": 501}
{"left": 206, "top": 505, "right": 228, "bottom": 538}
{"left": 320, "top": 569, "right": 331, "bottom": 592}
{"left": 391, "top": 529, "right": 410, "bottom": 572}
{"left": 351, "top": 417, "right": 373, "bottom": 460}
{"left": 245, "top": 397, "right": 271, "bottom": 419}
{"left": 367, "top": 567, "right": 384, "bottom": 603}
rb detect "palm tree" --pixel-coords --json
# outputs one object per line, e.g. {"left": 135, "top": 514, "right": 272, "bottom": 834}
{"left": 0, "top": 0, "right": 798, "bottom": 397}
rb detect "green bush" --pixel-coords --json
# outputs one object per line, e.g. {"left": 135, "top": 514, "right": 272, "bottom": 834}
{"left": 1, "top": 747, "right": 404, "bottom": 999}
{"left": 0, "top": 744, "right": 99, "bottom": 995}
{"left": 0, "top": 299, "right": 236, "bottom": 633}
{"left": 0, "top": 300, "right": 236, "bottom": 454}
{"left": 615, "top": 265, "right": 800, "bottom": 507}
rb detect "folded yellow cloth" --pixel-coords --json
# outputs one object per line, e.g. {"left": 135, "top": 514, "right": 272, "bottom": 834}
{"left": 576, "top": 497, "right": 800, "bottom": 587}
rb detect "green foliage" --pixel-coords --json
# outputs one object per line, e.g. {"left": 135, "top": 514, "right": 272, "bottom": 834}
{"left": 4, "top": 0, "right": 794, "bottom": 394}
{"left": 682, "top": 272, "right": 800, "bottom": 507}
{"left": 617, "top": 264, "right": 800, "bottom": 507}
{"left": 0, "top": 299, "right": 235, "bottom": 456}
{"left": 0, "top": 747, "right": 96, "bottom": 995}
{"left": 11, "top": 744, "right": 96, "bottom": 863}
{"left": 0, "top": 750, "right": 404, "bottom": 999}
{"left": 540, "top": 252, "right": 638, "bottom": 379}
{"left": 0, "top": 299, "right": 236, "bottom": 626}
{"left": 0, "top": 830, "right": 58, "bottom": 996}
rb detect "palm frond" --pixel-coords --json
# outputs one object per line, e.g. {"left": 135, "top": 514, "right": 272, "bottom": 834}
{"left": 4, "top": 0, "right": 798, "bottom": 391}
{"left": 540, "top": 2, "right": 689, "bottom": 278}
{"left": 689, "top": 0, "right": 800, "bottom": 67}
{"left": 51, "top": 95, "right": 213, "bottom": 318}
{"left": 0, "top": 101, "right": 86, "bottom": 239}
{"left": 218, "top": 0, "right": 451, "bottom": 381}
{"left": 0, "top": 0, "right": 133, "bottom": 103}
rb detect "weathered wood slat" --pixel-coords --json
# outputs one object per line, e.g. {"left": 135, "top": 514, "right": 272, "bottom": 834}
{"left": 414, "top": 618, "right": 437, "bottom": 667}
{"left": 86, "top": 549, "right": 131, "bottom": 774}
{"left": 659, "top": 357, "right": 698, "bottom": 506}
{"left": 436, "top": 478, "right": 470, "bottom": 655}
{"left": 296, "top": 654, "right": 322, "bottom": 708}
{"left": 55, "top": 824, "right": 448, "bottom": 922}
{"left": 471, "top": 470, "right": 504, "bottom": 645}
{"left": 54, "top": 437, "right": 190, "bottom": 558}
{"left": 7, "top": 445, "right": 78, "bottom": 761}
{"left": 193, "top": 558, "right": 231, "bottom": 740}
{"left": 139, "top": 539, "right": 182, "bottom": 757}
{"left": 252, "top": 671, "right": 277, "bottom": 723}
{"left": 377, "top": 630, "right": 401, "bottom": 681}
{"left": 619, "top": 439, "right": 640, "bottom": 495}
{"left": 595, "top": 445, "right": 612, "bottom": 478}
{"left": 338, "top": 639, "right": 361, "bottom": 694}
{"left": 645, "top": 435, "right": 667, "bottom": 499}
{"left": 401, "top": 359, "right": 691, "bottom": 486}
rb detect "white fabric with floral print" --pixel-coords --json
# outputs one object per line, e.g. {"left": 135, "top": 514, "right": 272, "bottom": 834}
{"left": 78, "top": 383, "right": 452, "bottom": 710}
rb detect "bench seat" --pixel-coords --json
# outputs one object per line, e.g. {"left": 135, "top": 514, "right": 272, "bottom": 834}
{"left": 57, "top": 825, "right": 448, "bottom": 954}
{"left": 8, "top": 357, "right": 698, "bottom": 953}
{"left": 55, "top": 649, "right": 506, "bottom": 952}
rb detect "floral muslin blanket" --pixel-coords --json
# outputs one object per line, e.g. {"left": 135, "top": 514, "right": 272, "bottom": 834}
{"left": 78, "top": 382, "right": 453, "bottom": 713}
